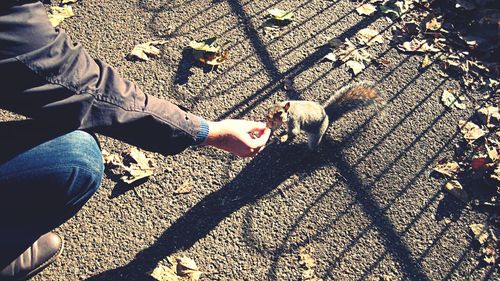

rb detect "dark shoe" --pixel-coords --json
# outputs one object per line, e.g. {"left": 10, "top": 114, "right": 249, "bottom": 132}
{"left": 0, "top": 232, "right": 63, "bottom": 281}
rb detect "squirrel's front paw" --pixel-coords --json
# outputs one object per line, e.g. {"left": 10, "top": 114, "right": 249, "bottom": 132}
{"left": 280, "top": 135, "right": 289, "bottom": 142}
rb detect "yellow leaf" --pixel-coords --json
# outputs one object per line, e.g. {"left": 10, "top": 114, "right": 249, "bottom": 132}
{"left": 268, "top": 8, "right": 294, "bottom": 21}
{"left": 62, "top": 0, "right": 78, "bottom": 3}
{"left": 188, "top": 37, "right": 220, "bottom": 53}
{"left": 48, "top": 5, "right": 74, "bottom": 27}
{"left": 356, "top": 3, "right": 377, "bottom": 16}
{"left": 129, "top": 40, "right": 167, "bottom": 61}
{"left": 150, "top": 264, "right": 179, "bottom": 281}
{"left": 469, "top": 224, "right": 489, "bottom": 244}
{"left": 421, "top": 55, "right": 431, "bottom": 68}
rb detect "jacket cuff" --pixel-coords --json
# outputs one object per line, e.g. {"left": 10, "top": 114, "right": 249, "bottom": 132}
{"left": 193, "top": 118, "right": 209, "bottom": 145}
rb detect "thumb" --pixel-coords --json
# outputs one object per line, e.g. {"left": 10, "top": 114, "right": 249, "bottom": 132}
{"left": 251, "top": 128, "right": 271, "bottom": 147}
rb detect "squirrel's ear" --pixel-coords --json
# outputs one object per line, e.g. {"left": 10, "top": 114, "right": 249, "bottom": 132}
{"left": 283, "top": 102, "right": 291, "bottom": 112}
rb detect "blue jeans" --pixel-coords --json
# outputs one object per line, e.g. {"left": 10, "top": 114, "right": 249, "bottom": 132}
{"left": 0, "top": 127, "right": 104, "bottom": 266}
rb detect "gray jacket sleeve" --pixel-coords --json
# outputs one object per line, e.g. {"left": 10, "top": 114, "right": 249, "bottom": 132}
{"left": 0, "top": 1, "right": 209, "bottom": 155}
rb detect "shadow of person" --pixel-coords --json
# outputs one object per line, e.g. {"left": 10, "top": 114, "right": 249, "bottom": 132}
{"left": 85, "top": 139, "right": 342, "bottom": 280}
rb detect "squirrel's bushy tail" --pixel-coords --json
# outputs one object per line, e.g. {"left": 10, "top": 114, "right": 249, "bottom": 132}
{"left": 323, "top": 81, "right": 380, "bottom": 119}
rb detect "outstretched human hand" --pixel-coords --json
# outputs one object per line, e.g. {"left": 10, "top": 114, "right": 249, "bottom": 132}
{"left": 203, "top": 119, "right": 271, "bottom": 157}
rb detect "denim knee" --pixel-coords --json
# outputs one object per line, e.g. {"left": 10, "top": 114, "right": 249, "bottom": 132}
{"left": 54, "top": 130, "right": 104, "bottom": 209}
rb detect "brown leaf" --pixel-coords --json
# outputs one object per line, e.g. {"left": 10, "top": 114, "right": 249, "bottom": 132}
{"left": 444, "top": 180, "right": 469, "bottom": 203}
{"left": 121, "top": 147, "right": 155, "bottom": 184}
{"left": 174, "top": 179, "right": 194, "bottom": 195}
{"left": 62, "top": 0, "right": 78, "bottom": 3}
{"left": 176, "top": 256, "right": 202, "bottom": 281}
{"left": 434, "top": 161, "right": 460, "bottom": 177}
{"left": 471, "top": 157, "right": 488, "bottom": 170}
{"left": 102, "top": 149, "right": 122, "bottom": 168}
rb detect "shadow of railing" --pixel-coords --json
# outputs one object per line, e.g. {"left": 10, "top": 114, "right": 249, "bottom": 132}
{"left": 82, "top": 0, "right": 485, "bottom": 280}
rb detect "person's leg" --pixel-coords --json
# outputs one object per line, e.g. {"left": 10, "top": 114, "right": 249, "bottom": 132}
{"left": 0, "top": 129, "right": 104, "bottom": 279}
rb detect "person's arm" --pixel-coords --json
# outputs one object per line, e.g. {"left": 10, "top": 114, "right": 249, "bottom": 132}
{"left": 0, "top": 1, "right": 270, "bottom": 156}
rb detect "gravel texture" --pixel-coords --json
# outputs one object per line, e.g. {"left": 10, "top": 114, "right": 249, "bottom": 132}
{"left": 2, "top": 0, "right": 496, "bottom": 280}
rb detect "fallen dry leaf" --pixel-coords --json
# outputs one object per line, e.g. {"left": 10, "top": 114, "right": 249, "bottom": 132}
{"left": 151, "top": 264, "right": 179, "bottom": 281}
{"left": 323, "top": 53, "right": 337, "bottom": 62}
{"left": 356, "top": 28, "right": 384, "bottom": 46}
{"left": 102, "top": 149, "right": 122, "bottom": 168}
{"left": 189, "top": 37, "right": 219, "bottom": 53}
{"left": 268, "top": 8, "right": 294, "bottom": 21}
{"left": 61, "top": 0, "right": 78, "bottom": 3}
{"left": 421, "top": 55, "right": 432, "bottom": 68}
{"left": 434, "top": 161, "right": 460, "bottom": 177}
{"left": 482, "top": 245, "right": 497, "bottom": 264}
{"left": 335, "top": 39, "right": 372, "bottom": 63}
{"left": 48, "top": 5, "right": 74, "bottom": 27}
{"left": 174, "top": 179, "right": 194, "bottom": 195}
{"left": 299, "top": 247, "right": 316, "bottom": 269}
{"left": 486, "top": 145, "right": 498, "bottom": 162}
{"left": 129, "top": 40, "right": 167, "bottom": 61}
{"left": 176, "top": 256, "right": 202, "bottom": 281}
{"left": 477, "top": 106, "right": 500, "bottom": 127}
{"left": 120, "top": 147, "right": 155, "bottom": 184}
{"left": 441, "top": 90, "right": 466, "bottom": 110}
{"left": 400, "top": 39, "right": 440, "bottom": 53}
{"left": 196, "top": 50, "right": 229, "bottom": 66}
{"left": 444, "top": 180, "right": 469, "bottom": 203}
{"left": 345, "top": 60, "right": 365, "bottom": 75}
{"left": 458, "top": 121, "right": 486, "bottom": 143}
{"left": 469, "top": 223, "right": 489, "bottom": 244}
{"left": 356, "top": 3, "right": 377, "bottom": 16}
{"left": 379, "top": 1, "right": 408, "bottom": 18}
{"left": 471, "top": 157, "right": 488, "bottom": 170}
{"left": 425, "top": 17, "right": 441, "bottom": 31}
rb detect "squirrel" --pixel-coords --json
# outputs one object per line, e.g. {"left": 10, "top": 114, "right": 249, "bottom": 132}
{"left": 265, "top": 81, "right": 380, "bottom": 150}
